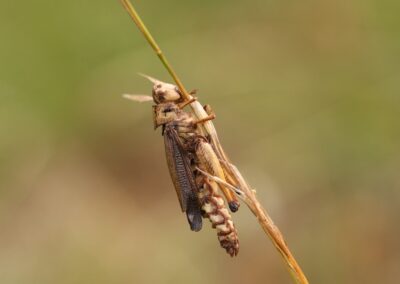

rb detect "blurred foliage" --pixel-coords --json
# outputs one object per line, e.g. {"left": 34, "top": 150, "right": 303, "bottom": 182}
{"left": 0, "top": 0, "right": 399, "bottom": 283}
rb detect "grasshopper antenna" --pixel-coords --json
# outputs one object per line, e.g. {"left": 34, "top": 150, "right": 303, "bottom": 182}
{"left": 138, "top": 73, "right": 161, "bottom": 85}
{"left": 123, "top": 94, "right": 153, "bottom": 102}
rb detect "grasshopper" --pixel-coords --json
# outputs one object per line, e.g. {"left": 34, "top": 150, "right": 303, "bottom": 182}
{"left": 125, "top": 76, "right": 240, "bottom": 256}
{"left": 121, "top": 1, "right": 310, "bottom": 280}
{"left": 125, "top": 75, "right": 240, "bottom": 211}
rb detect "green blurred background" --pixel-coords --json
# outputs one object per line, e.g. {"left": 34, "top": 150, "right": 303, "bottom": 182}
{"left": 1, "top": 0, "right": 399, "bottom": 283}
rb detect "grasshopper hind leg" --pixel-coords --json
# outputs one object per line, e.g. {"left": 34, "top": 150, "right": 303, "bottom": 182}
{"left": 195, "top": 139, "right": 240, "bottom": 213}
{"left": 228, "top": 201, "right": 240, "bottom": 212}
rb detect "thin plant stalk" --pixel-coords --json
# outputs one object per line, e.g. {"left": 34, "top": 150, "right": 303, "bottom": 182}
{"left": 120, "top": 1, "right": 309, "bottom": 283}
{"left": 120, "top": 0, "right": 191, "bottom": 101}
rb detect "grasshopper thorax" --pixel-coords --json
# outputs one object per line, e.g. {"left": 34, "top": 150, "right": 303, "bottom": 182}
{"left": 153, "top": 102, "right": 182, "bottom": 129}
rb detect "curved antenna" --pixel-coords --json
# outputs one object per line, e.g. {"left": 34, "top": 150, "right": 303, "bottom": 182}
{"left": 138, "top": 73, "right": 160, "bottom": 84}
{"left": 122, "top": 94, "right": 153, "bottom": 102}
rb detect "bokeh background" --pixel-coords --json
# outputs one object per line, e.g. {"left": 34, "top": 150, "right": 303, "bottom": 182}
{"left": 1, "top": 0, "right": 399, "bottom": 283}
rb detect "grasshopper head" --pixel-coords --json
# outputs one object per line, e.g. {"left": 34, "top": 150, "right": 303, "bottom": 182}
{"left": 152, "top": 82, "right": 182, "bottom": 104}
{"left": 153, "top": 102, "right": 181, "bottom": 129}
{"left": 139, "top": 74, "right": 183, "bottom": 104}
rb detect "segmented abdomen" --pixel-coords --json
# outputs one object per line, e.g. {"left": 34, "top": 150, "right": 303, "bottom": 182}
{"left": 196, "top": 175, "right": 239, "bottom": 256}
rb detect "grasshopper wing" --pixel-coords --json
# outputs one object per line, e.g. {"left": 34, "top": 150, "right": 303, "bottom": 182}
{"left": 163, "top": 125, "right": 202, "bottom": 232}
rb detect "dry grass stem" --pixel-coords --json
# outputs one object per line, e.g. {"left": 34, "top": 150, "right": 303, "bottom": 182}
{"left": 121, "top": 1, "right": 309, "bottom": 283}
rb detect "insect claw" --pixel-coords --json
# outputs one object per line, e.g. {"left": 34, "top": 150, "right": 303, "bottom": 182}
{"left": 203, "top": 104, "right": 213, "bottom": 115}
{"left": 189, "top": 89, "right": 198, "bottom": 95}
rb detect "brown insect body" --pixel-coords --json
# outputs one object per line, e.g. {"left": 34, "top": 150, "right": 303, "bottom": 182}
{"left": 151, "top": 85, "right": 240, "bottom": 212}
{"left": 195, "top": 165, "right": 240, "bottom": 257}
{"left": 153, "top": 98, "right": 239, "bottom": 256}
{"left": 158, "top": 103, "right": 202, "bottom": 231}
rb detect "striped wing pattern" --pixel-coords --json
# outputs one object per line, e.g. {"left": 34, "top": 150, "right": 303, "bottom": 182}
{"left": 163, "top": 125, "right": 202, "bottom": 232}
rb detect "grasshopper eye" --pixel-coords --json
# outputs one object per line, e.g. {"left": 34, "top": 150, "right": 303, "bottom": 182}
{"left": 163, "top": 107, "right": 173, "bottom": 113}
{"left": 162, "top": 104, "right": 178, "bottom": 114}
